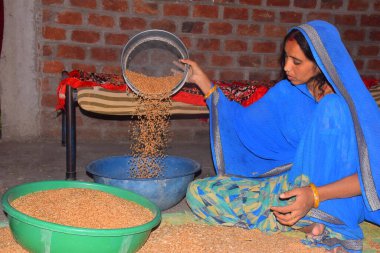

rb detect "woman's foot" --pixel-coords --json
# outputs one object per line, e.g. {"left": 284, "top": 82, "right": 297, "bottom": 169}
{"left": 307, "top": 223, "right": 325, "bottom": 239}
{"left": 299, "top": 222, "right": 325, "bottom": 238}
{"left": 300, "top": 223, "right": 348, "bottom": 253}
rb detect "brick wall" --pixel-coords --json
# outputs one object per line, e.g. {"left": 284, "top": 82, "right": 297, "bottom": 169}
{"left": 37, "top": 0, "right": 380, "bottom": 143}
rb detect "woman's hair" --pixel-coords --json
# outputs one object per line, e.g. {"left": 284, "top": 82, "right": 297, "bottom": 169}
{"left": 280, "top": 29, "right": 330, "bottom": 96}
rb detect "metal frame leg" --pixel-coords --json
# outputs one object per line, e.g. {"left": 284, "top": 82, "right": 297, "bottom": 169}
{"left": 65, "top": 85, "right": 76, "bottom": 180}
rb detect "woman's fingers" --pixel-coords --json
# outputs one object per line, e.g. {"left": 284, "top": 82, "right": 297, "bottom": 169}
{"left": 172, "top": 60, "right": 186, "bottom": 71}
{"left": 272, "top": 210, "right": 299, "bottom": 226}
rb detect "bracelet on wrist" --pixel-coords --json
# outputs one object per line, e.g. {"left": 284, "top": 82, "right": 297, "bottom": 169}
{"left": 309, "top": 183, "right": 320, "bottom": 208}
{"left": 204, "top": 85, "right": 218, "bottom": 100}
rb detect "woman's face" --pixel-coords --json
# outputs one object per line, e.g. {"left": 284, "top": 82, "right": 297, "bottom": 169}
{"left": 283, "top": 39, "right": 320, "bottom": 85}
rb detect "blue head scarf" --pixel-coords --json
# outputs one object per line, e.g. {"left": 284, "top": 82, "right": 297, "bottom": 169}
{"left": 294, "top": 20, "right": 380, "bottom": 212}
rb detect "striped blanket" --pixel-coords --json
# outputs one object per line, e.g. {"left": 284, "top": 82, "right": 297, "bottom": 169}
{"left": 57, "top": 70, "right": 379, "bottom": 116}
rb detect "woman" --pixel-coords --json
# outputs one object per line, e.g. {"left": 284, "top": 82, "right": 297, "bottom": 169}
{"left": 181, "top": 20, "right": 380, "bottom": 252}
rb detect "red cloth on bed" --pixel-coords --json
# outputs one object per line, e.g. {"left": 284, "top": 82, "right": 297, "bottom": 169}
{"left": 56, "top": 70, "right": 271, "bottom": 111}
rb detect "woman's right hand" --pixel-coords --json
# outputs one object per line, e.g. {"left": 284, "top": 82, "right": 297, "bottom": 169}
{"left": 179, "top": 59, "right": 212, "bottom": 95}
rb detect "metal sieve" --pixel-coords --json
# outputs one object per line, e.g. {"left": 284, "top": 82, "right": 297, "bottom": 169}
{"left": 121, "top": 29, "right": 189, "bottom": 97}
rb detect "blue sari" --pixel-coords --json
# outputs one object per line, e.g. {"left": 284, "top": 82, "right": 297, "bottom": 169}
{"left": 187, "top": 20, "right": 380, "bottom": 252}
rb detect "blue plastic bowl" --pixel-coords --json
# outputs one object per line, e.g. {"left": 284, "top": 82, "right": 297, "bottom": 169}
{"left": 86, "top": 155, "right": 201, "bottom": 211}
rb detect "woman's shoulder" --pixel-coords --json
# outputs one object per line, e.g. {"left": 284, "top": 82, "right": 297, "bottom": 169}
{"left": 318, "top": 93, "right": 346, "bottom": 108}
{"left": 316, "top": 94, "right": 352, "bottom": 124}
{"left": 265, "top": 80, "right": 313, "bottom": 102}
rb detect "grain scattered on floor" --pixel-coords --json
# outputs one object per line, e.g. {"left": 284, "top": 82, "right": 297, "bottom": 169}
{"left": 139, "top": 223, "right": 325, "bottom": 253}
{"left": 0, "top": 227, "right": 28, "bottom": 253}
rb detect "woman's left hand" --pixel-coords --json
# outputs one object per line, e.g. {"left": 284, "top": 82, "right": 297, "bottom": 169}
{"left": 270, "top": 186, "right": 315, "bottom": 226}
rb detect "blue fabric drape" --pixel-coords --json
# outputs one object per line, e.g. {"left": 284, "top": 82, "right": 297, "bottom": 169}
{"left": 205, "top": 20, "right": 380, "bottom": 252}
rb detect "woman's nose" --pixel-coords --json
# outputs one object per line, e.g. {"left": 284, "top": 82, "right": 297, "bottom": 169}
{"left": 284, "top": 59, "right": 292, "bottom": 73}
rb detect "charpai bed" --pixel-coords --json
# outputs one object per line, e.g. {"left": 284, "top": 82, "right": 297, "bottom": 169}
{"left": 57, "top": 70, "right": 380, "bottom": 180}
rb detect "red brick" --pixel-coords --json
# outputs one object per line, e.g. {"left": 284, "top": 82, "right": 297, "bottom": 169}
{"left": 43, "top": 26, "right": 66, "bottom": 40}
{"left": 370, "top": 31, "right": 380, "bottom": 41}
{"left": 43, "top": 45, "right": 53, "bottom": 56}
{"left": 42, "top": 9, "right": 53, "bottom": 22}
{"left": 238, "top": 55, "right": 261, "bottom": 67}
{"left": 280, "top": 11, "right": 303, "bottom": 23}
{"left": 220, "top": 71, "right": 244, "bottom": 81}
{"left": 253, "top": 41, "right": 276, "bottom": 53}
{"left": 71, "top": 63, "right": 97, "bottom": 73}
{"left": 105, "top": 33, "right": 129, "bottom": 45}
{"left": 179, "top": 36, "right": 192, "bottom": 48}
{"left": 193, "top": 5, "right": 218, "bottom": 18}
{"left": 267, "top": 0, "right": 290, "bottom": 6}
{"left": 150, "top": 20, "right": 177, "bottom": 33}
{"left": 225, "top": 40, "right": 247, "bottom": 51}
{"left": 190, "top": 53, "right": 207, "bottom": 64}
{"left": 264, "top": 24, "right": 288, "bottom": 38}
{"left": 70, "top": 0, "right": 97, "bottom": 8}
{"left": 264, "top": 55, "right": 281, "bottom": 68}
{"left": 41, "top": 94, "right": 57, "bottom": 107}
{"left": 88, "top": 14, "right": 115, "bottom": 28}
{"left": 197, "top": 39, "right": 220, "bottom": 51}
{"left": 368, "top": 59, "right": 380, "bottom": 71}
{"left": 294, "top": 0, "right": 316, "bottom": 8}
{"left": 164, "top": 3, "right": 189, "bottom": 16}
{"left": 182, "top": 22, "right": 204, "bottom": 34}
{"left": 101, "top": 65, "right": 122, "bottom": 74}
{"left": 249, "top": 71, "right": 273, "bottom": 81}
{"left": 42, "top": 0, "right": 63, "bottom": 4}
{"left": 57, "top": 11, "right": 82, "bottom": 25}
{"left": 43, "top": 60, "right": 65, "bottom": 73}
{"left": 102, "top": 0, "right": 128, "bottom": 12}
{"left": 39, "top": 77, "right": 51, "bottom": 92}
{"left": 335, "top": 15, "right": 357, "bottom": 26}
{"left": 348, "top": 0, "right": 369, "bottom": 11}
{"left": 252, "top": 9, "right": 275, "bottom": 22}
{"left": 224, "top": 7, "right": 248, "bottom": 20}
{"left": 120, "top": 17, "right": 147, "bottom": 30}
{"left": 375, "top": 0, "right": 380, "bottom": 11}
{"left": 306, "top": 12, "right": 333, "bottom": 22}
{"left": 342, "top": 29, "right": 365, "bottom": 41}
{"left": 237, "top": 24, "right": 260, "bottom": 36}
{"left": 206, "top": 69, "right": 216, "bottom": 81}
{"left": 209, "top": 22, "right": 232, "bottom": 35}
{"left": 72, "top": 30, "right": 100, "bottom": 43}
{"left": 358, "top": 46, "right": 379, "bottom": 56}
{"left": 57, "top": 45, "right": 85, "bottom": 59}
{"left": 211, "top": 55, "right": 233, "bottom": 66}
{"left": 321, "top": 0, "right": 343, "bottom": 9}
{"left": 133, "top": 0, "right": 158, "bottom": 15}
{"left": 212, "top": 0, "right": 234, "bottom": 3}
{"left": 239, "top": 0, "right": 261, "bottom": 5}
{"left": 361, "top": 15, "right": 380, "bottom": 27}
{"left": 91, "top": 48, "right": 118, "bottom": 61}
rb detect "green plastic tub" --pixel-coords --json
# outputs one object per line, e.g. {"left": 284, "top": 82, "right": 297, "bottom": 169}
{"left": 1, "top": 180, "right": 161, "bottom": 253}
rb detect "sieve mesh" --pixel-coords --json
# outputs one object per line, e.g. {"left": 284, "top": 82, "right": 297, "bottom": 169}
{"left": 121, "top": 30, "right": 189, "bottom": 97}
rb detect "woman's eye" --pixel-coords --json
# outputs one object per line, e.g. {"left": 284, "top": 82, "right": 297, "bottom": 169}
{"left": 293, "top": 59, "right": 301, "bottom": 65}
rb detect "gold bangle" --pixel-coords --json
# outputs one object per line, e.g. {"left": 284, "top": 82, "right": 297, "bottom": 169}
{"left": 309, "top": 183, "right": 320, "bottom": 208}
{"left": 204, "top": 85, "right": 218, "bottom": 100}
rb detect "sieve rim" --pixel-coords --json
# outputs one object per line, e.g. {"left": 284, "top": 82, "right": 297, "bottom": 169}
{"left": 121, "top": 29, "right": 189, "bottom": 97}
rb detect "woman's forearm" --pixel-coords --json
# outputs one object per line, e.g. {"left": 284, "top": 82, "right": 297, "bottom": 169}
{"left": 317, "top": 173, "right": 361, "bottom": 202}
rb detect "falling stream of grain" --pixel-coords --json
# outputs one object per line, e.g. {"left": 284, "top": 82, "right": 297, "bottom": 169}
{"left": 126, "top": 70, "right": 182, "bottom": 178}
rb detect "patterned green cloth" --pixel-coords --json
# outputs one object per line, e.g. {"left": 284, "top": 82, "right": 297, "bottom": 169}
{"left": 186, "top": 175, "right": 346, "bottom": 249}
